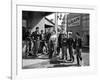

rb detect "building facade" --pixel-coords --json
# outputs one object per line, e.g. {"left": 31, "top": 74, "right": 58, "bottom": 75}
{"left": 22, "top": 11, "right": 54, "bottom": 34}
{"left": 62, "top": 13, "right": 89, "bottom": 47}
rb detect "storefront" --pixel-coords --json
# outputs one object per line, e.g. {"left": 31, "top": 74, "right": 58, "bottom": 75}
{"left": 66, "top": 13, "right": 89, "bottom": 47}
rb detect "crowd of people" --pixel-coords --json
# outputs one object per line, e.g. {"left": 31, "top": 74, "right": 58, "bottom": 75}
{"left": 22, "top": 26, "right": 83, "bottom": 66}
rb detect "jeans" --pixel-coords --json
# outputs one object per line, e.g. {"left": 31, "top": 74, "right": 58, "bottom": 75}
{"left": 62, "top": 46, "right": 67, "bottom": 60}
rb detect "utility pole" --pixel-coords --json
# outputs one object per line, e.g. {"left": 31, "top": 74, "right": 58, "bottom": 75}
{"left": 55, "top": 12, "right": 58, "bottom": 46}
{"left": 65, "top": 13, "right": 67, "bottom": 34}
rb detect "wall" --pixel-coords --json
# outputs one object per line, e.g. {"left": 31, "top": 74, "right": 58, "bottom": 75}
{"left": 67, "top": 13, "right": 89, "bottom": 46}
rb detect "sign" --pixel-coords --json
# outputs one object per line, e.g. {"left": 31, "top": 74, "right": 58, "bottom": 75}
{"left": 68, "top": 16, "right": 80, "bottom": 27}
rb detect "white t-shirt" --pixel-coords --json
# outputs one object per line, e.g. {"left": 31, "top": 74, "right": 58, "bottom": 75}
{"left": 50, "top": 34, "right": 57, "bottom": 45}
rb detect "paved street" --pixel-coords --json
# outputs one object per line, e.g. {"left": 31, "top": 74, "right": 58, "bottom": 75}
{"left": 22, "top": 52, "right": 89, "bottom": 69}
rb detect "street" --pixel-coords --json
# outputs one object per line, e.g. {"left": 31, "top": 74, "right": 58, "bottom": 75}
{"left": 22, "top": 52, "right": 89, "bottom": 69}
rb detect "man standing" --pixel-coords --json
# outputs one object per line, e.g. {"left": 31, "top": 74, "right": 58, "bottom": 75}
{"left": 24, "top": 28, "right": 31, "bottom": 57}
{"left": 48, "top": 30, "right": 57, "bottom": 59}
{"left": 61, "top": 33, "right": 68, "bottom": 60}
{"left": 68, "top": 33, "right": 74, "bottom": 62}
{"left": 31, "top": 27, "right": 40, "bottom": 57}
{"left": 57, "top": 30, "right": 63, "bottom": 56}
{"left": 39, "top": 30, "right": 46, "bottom": 54}
{"left": 45, "top": 30, "right": 51, "bottom": 54}
{"left": 73, "top": 32, "right": 82, "bottom": 66}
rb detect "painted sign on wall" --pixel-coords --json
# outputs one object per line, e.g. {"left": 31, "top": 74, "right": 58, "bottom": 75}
{"left": 68, "top": 16, "right": 80, "bottom": 27}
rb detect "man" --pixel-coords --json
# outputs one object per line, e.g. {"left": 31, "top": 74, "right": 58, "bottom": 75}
{"left": 73, "top": 32, "right": 82, "bottom": 66}
{"left": 67, "top": 33, "right": 74, "bottom": 62}
{"left": 48, "top": 30, "right": 57, "bottom": 59}
{"left": 22, "top": 26, "right": 27, "bottom": 58}
{"left": 45, "top": 29, "right": 51, "bottom": 43}
{"left": 45, "top": 29, "right": 51, "bottom": 54}
{"left": 31, "top": 27, "right": 40, "bottom": 57}
{"left": 22, "top": 26, "right": 26, "bottom": 41}
{"left": 39, "top": 30, "right": 46, "bottom": 54}
{"left": 61, "top": 33, "right": 68, "bottom": 60}
{"left": 28, "top": 28, "right": 32, "bottom": 53}
{"left": 57, "top": 30, "right": 63, "bottom": 56}
{"left": 40, "top": 30, "right": 44, "bottom": 40}
{"left": 24, "top": 28, "right": 31, "bottom": 57}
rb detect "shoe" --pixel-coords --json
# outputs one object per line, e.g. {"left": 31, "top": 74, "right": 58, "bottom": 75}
{"left": 67, "top": 59, "right": 71, "bottom": 61}
{"left": 77, "top": 64, "right": 81, "bottom": 66}
{"left": 72, "top": 59, "right": 74, "bottom": 62}
{"left": 80, "top": 57, "right": 82, "bottom": 61}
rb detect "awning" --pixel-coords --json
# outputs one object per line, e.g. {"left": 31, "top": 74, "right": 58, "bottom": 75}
{"left": 45, "top": 24, "right": 54, "bottom": 28}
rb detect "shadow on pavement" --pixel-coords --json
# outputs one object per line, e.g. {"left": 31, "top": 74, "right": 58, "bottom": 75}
{"left": 53, "top": 64, "right": 78, "bottom": 67}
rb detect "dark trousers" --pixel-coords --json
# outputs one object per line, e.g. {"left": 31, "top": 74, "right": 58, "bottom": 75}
{"left": 57, "top": 44, "right": 62, "bottom": 55}
{"left": 48, "top": 41, "right": 54, "bottom": 59}
{"left": 29, "top": 40, "right": 31, "bottom": 51}
{"left": 39, "top": 40, "right": 46, "bottom": 53}
{"left": 25, "top": 40, "right": 31, "bottom": 57}
{"left": 33, "top": 40, "right": 40, "bottom": 56}
{"left": 75, "top": 48, "right": 82, "bottom": 65}
{"left": 48, "top": 49, "right": 54, "bottom": 59}
{"left": 62, "top": 46, "right": 67, "bottom": 60}
{"left": 68, "top": 47, "right": 74, "bottom": 61}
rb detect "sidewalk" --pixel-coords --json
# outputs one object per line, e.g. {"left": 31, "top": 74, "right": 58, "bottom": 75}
{"left": 22, "top": 52, "right": 89, "bottom": 69}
